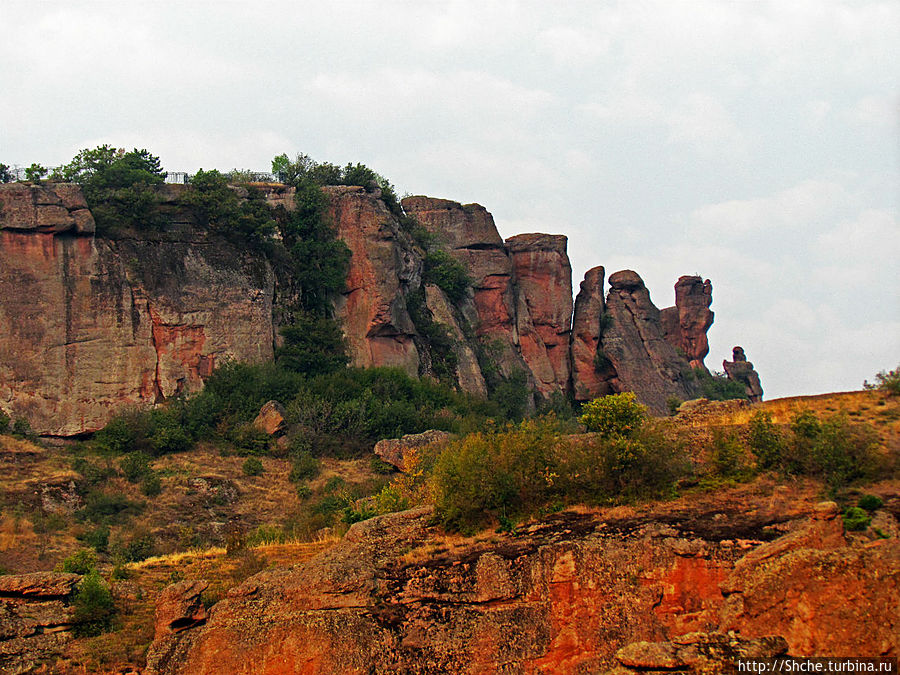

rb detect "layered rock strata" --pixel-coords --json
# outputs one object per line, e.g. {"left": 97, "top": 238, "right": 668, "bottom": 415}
{"left": 0, "top": 572, "right": 81, "bottom": 674}
{"left": 145, "top": 497, "right": 899, "bottom": 674}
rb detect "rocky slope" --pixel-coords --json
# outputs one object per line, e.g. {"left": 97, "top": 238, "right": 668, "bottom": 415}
{"left": 143, "top": 491, "right": 899, "bottom": 674}
{"left": 0, "top": 182, "right": 756, "bottom": 434}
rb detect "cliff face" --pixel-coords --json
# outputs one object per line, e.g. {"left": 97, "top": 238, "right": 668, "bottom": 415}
{"left": 144, "top": 498, "right": 899, "bottom": 674}
{"left": 1, "top": 182, "right": 748, "bottom": 434}
{"left": 0, "top": 184, "right": 274, "bottom": 436}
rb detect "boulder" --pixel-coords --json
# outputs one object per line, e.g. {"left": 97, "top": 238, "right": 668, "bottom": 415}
{"left": 373, "top": 430, "right": 451, "bottom": 471}
{"left": 251, "top": 400, "right": 286, "bottom": 436}
{"left": 154, "top": 580, "right": 209, "bottom": 638}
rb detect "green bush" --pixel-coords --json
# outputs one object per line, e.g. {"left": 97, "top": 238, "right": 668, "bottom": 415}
{"left": 842, "top": 506, "right": 871, "bottom": 531}
{"left": 141, "top": 472, "right": 162, "bottom": 497}
{"left": 77, "top": 491, "right": 144, "bottom": 525}
{"left": 112, "top": 532, "right": 155, "bottom": 562}
{"left": 242, "top": 457, "right": 265, "bottom": 476}
{"left": 12, "top": 417, "right": 32, "bottom": 438}
{"left": 72, "top": 570, "right": 116, "bottom": 637}
{"left": 289, "top": 451, "right": 319, "bottom": 482}
{"left": 78, "top": 526, "right": 110, "bottom": 553}
{"left": 58, "top": 548, "right": 98, "bottom": 575}
{"left": 423, "top": 250, "right": 471, "bottom": 303}
{"left": 0, "top": 409, "right": 9, "bottom": 434}
{"left": 748, "top": 411, "right": 785, "bottom": 470}
{"left": 689, "top": 368, "right": 748, "bottom": 401}
{"left": 578, "top": 392, "right": 647, "bottom": 438}
{"left": 119, "top": 452, "right": 151, "bottom": 483}
{"left": 276, "top": 313, "right": 348, "bottom": 376}
{"left": 296, "top": 485, "right": 313, "bottom": 500}
{"left": 179, "top": 169, "right": 276, "bottom": 245}
{"left": 858, "top": 494, "right": 884, "bottom": 512}
{"left": 864, "top": 365, "right": 900, "bottom": 396}
{"left": 708, "top": 429, "right": 750, "bottom": 479}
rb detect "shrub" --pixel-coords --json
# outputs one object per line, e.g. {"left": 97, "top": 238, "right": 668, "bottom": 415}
{"left": 119, "top": 452, "right": 151, "bottom": 483}
{"left": 666, "top": 397, "right": 682, "bottom": 416}
{"left": 858, "top": 494, "right": 884, "bottom": 512}
{"left": 77, "top": 491, "right": 144, "bottom": 525}
{"left": 690, "top": 369, "right": 749, "bottom": 401}
{"left": 242, "top": 457, "right": 264, "bottom": 476}
{"left": 78, "top": 526, "right": 110, "bottom": 554}
{"left": 72, "top": 570, "right": 115, "bottom": 636}
{"left": 864, "top": 365, "right": 900, "bottom": 396}
{"left": 58, "top": 548, "right": 98, "bottom": 575}
{"left": 276, "top": 313, "right": 348, "bottom": 376}
{"left": 179, "top": 169, "right": 276, "bottom": 244}
{"left": 708, "top": 429, "right": 749, "bottom": 479}
{"left": 296, "top": 485, "right": 313, "bottom": 500}
{"left": 12, "top": 417, "right": 32, "bottom": 438}
{"left": 423, "top": 250, "right": 471, "bottom": 302}
{"left": 748, "top": 411, "right": 785, "bottom": 470}
{"left": 578, "top": 392, "right": 647, "bottom": 438}
{"left": 809, "top": 414, "right": 878, "bottom": 487}
{"left": 112, "top": 532, "right": 155, "bottom": 562}
{"left": 289, "top": 451, "right": 319, "bottom": 482}
{"left": 141, "top": 472, "right": 162, "bottom": 497}
{"left": 842, "top": 506, "right": 871, "bottom": 532}
{"left": 0, "top": 409, "right": 9, "bottom": 434}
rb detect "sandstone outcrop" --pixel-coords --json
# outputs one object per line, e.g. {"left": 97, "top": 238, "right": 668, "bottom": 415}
{"left": 0, "top": 191, "right": 275, "bottom": 435}
{"left": 600, "top": 271, "right": 700, "bottom": 414}
{"left": 506, "top": 234, "right": 573, "bottom": 396}
{"left": 1, "top": 182, "right": 756, "bottom": 435}
{"left": 145, "top": 490, "right": 895, "bottom": 674}
{"left": 329, "top": 186, "right": 421, "bottom": 377}
{"left": 661, "top": 276, "right": 714, "bottom": 371}
{"left": 723, "top": 347, "right": 764, "bottom": 402}
{"left": 571, "top": 266, "right": 611, "bottom": 402}
{"left": 401, "top": 196, "right": 531, "bottom": 383}
{"left": 0, "top": 572, "right": 81, "bottom": 674}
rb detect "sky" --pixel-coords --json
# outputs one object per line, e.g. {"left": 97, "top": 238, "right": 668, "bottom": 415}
{"left": 1, "top": 0, "right": 898, "bottom": 399}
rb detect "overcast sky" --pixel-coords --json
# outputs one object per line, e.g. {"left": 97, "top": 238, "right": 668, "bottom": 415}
{"left": 2, "top": 1, "right": 898, "bottom": 399}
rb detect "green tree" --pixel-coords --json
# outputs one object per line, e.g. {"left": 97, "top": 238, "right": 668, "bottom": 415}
{"left": 24, "top": 163, "right": 48, "bottom": 181}
{"left": 179, "top": 169, "right": 276, "bottom": 244}
{"left": 0, "top": 163, "right": 14, "bottom": 183}
{"left": 578, "top": 392, "right": 647, "bottom": 438}
{"left": 276, "top": 312, "right": 349, "bottom": 376}
{"left": 72, "top": 570, "right": 116, "bottom": 636}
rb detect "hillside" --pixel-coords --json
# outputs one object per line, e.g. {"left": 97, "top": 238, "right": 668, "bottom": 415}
{"left": 1, "top": 389, "right": 897, "bottom": 673}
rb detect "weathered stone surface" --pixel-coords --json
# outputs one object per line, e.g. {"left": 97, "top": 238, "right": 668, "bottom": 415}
{"left": 0, "top": 572, "right": 80, "bottom": 674}
{"left": 155, "top": 580, "right": 209, "bottom": 638}
{"left": 609, "top": 633, "right": 788, "bottom": 674}
{"left": 148, "top": 493, "right": 867, "bottom": 674}
{"left": 720, "top": 514, "right": 899, "bottom": 656}
{"left": 373, "top": 429, "right": 452, "bottom": 471}
{"left": 507, "top": 234, "right": 573, "bottom": 396}
{"left": 424, "top": 284, "right": 487, "bottom": 396}
{"left": 0, "top": 184, "right": 275, "bottom": 435}
{"left": 0, "top": 572, "right": 81, "bottom": 598}
{"left": 329, "top": 186, "right": 420, "bottom": 377}
{"left": 0, "top": 183, "right": 94, "bottom": 235}
{"left": 601, "top": 270, "right": 699, "bottom": 414}
{"left": 572, "top": 266, "right": 612, "bottom": 402}
{"left": 723, "top": 346, "right": 764, "bottom": 402}
{"left": 251, "top": 400, "right": 286, "bottom": 436}
{"left": 661, "top": 276, "right": 714, "bottom": 371}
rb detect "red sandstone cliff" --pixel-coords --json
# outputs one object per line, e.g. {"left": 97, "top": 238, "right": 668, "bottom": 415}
{"left": 1, "top": 182, "right": 746, "bottom": 434}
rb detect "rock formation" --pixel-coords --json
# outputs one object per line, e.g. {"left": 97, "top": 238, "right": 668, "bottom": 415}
{"left": 723, "top": 347, "right": 764, "bottom": 402}
{"left": 571, "top": 266, "right": 611, "bottom": 402}
{"left": 0, "top": 572, "right": 81, "bottom": 674}
{"left": 0, "top": 184, "right": 275, "bottom": 436}
{"left": 0, "top": 182, "right": 758, "bottom": 434}
{"left": 144, "top": 498, "right": 899, "bottom": 674}
{"left": 660, "top": 275, "right": 714, "bottom": 371}
{"left": 373, "top": 429, "right": 452, "bottom": 472}
{"left": 506, "top": 234, "right": 573, "bottom": 396}
{"left": 328, "top": 186, "right": 421, "bottom": 377}
{"left": 599, "top": 271, "right": 700, "bottom": 414}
